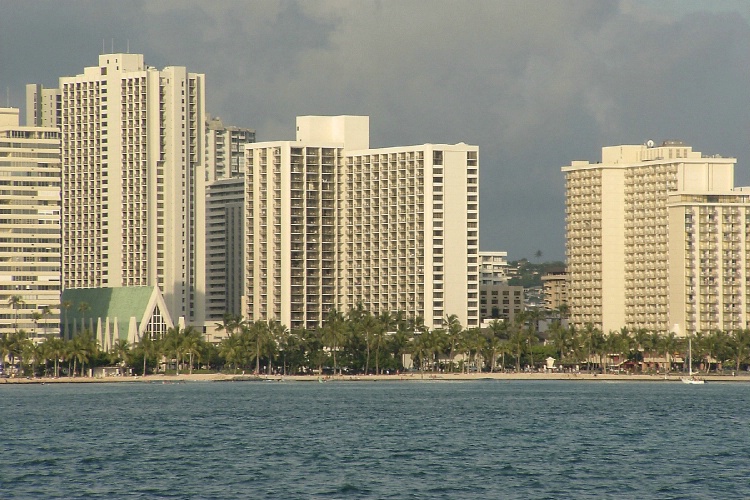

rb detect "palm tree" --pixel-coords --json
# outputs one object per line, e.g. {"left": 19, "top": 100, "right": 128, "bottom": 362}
{"left": 182, "top": 327, "right": 203, "bottom": 375}
{"left": 60, "top": 300, "right": 73, "bottom": 339}
{"left": 8, "top": 295, "right": 24, "bottom": 333}
{"left": 219, "top": 332, "right": 243, "bottom": 374}
{"left": 633, "top": 328, "right": 651, "bottom": 372}
{"left": 660, "top": 331, "right": 679, "bottom": 373}
{"left": 266, "top": 320, "right": 288, "bottom": 375}
{"left": 77, "top": 302, "right": 91, "bottom": 335}
{"left": 408, "top": 331, "right": 430, "bottom": 376}
{"left": 508, "top": 322, "right": 527, "bottom": 372}
{"left": 729, "top": 328, "right": 750, "bottom": 372}
{"left": 9, "top": 329, "right": 31, "bottom": 376}
{"left": 30, "top": 311, "right": 42, "bottom": 338}
{"left": 246, "top": 320, "right": 270, "bottom": 375}
{"left": 46, "top": 337, "right": 65, "bottom": 377}
{"left": 215, "top": 313, "right": 243, "bottom": 339}
{"left": 443, "top": 314, "right": 463, "bottom": 372}
{"left": 359, "top": 312, "right": 379, "bottom": 374}
{"left": 484, "top": 332, "right": 503, "bottom": 372}
{"left": 111, "top": 338, "right": 131, "bottom": 369}
{"left": 40, "top": 305, "right": 52, "bottom": 338}
{"left": 321, "top": 309, "right": 347, "bottom": 375}
{"left": 163, "top": 326, "right": 184, "bottom": 373}
{"left": 75, "top": 331, "right": 97, "bottom": 377}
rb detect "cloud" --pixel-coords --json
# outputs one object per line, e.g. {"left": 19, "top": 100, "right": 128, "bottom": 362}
{"left": 1, "top": 0, "right": 748, "bottom": 261}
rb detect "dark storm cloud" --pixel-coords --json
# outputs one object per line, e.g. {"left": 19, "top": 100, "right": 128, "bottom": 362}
{"left": 1, "top": 0, "right": 748, "bottom": 260}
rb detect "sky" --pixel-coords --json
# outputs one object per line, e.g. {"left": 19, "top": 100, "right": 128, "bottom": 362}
{"left": 1, "top": 0, "right": 748, "bottom": 262}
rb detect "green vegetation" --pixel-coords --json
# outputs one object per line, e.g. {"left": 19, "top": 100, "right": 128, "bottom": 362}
{"left": 507, "top": 259, "right": 565, "bottom": 288}
{"left": 4, "top": 306, "right": 750, "bottom": 377}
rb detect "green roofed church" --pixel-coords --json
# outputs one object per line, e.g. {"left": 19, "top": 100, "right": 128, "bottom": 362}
{"left": 60, "top": 287, "right": 174, "bottom": 350}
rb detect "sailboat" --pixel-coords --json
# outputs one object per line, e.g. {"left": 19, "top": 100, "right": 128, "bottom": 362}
{"left": 681, "top": 335, "right": 705, "bottom": 385}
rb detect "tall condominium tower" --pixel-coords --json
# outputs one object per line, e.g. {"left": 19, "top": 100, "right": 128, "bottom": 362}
{"left": 563, "top": 141, "right": 741, "bottom": 335}
{"left": 244, "top": 116, "right": 479, "bottom": 331}
{"left": 0, "top": 108, "right": 61, "bottom": 337}
{"left": 25, "top": 84, "right": 61, "bottom": 128}
{"left": 205, "top": 115, "right": 255, "bottom": 180}
{"left": 29, "top": 53, "right": 207, "bottom": 323}
{"left": 205, "top": 177, "right": 245, "bottom": 323}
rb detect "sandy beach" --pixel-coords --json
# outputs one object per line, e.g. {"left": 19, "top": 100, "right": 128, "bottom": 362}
{"left": 2, "top": 371, "right": 749, "bottom": 384}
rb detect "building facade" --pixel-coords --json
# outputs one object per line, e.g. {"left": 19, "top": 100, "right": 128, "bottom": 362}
{"left": 205, "top": 115, "right": 255, "bottom": 180}
{"left": 479, "top": 251, "right": 509, "bottom": 286}
{"left": 205, "top": 177, "right": 245, "bottom": 322}
{"left": 541, "top": 269, "right": 568, "bottom": 311}
{"left": 479, "top": 284, "right": 524, "bottom": 323}
{"left": 563, "top": 141, "right": 739, "bottom": 335}
{"left": 244, "top": 116, "right": 479, "bottom": 331}
{"left": 29, "top": 53, "right": 207, "bottom": 323}
{"left": 0, "top": 108, "right": 61, "bottom": 337}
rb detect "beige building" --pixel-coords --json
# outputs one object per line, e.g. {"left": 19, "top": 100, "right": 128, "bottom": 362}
{"left": 563, "top": 141, "right": 739, "bottom": 335}
{"left": 25, "top": 84, "right": 61, "bottom": 129}
{"left": 205, "top": 115, "right": 255, "bottom": 180}
{"left": 0, "top": 108, "right": 61, "bottom": 337}
{"left": 479, "top": 251, "right": 509, "bottom": 286}
{"left": 541, "top": 269, "right": 568, "bottom": 311}
{"left": 480, "top": 285, "right": 523, "bottom": 323}
{"left": 244, "top": 116, "right": 479, "bottom": 331}
{"left": 28, "top": 53, "right": 207, "bottom": 324}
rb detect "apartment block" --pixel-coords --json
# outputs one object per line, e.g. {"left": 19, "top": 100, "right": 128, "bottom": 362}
{"left": 0, "top": 108, "right": 61, "bottom": 337}
{"left": 479, "top": 251, "right": 509, "bottom": 286}
{"left": 25, "top": 84, "right": 61, "bottom": 128}
{"left": 563, "top": 141, "right": 738, "bottom": 335}
{"left": 244, "top": 116, "right": 479, "bottom": 331}
{"left": 30, "top": 53, "right": 207, "bottom": 323}
{"left": 205, "top": 115, "right": 255, "bottom": 180}
{"left": 541, "top": 268, "right": 568, "bottom": 311}
{"left": 205, "top": 177, "right": 245, "bottom": 322}
{"left": 479, "top": 284, "right": 523, "bottom": 323}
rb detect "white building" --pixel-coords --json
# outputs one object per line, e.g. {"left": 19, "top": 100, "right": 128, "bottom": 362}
{"left": 25, "top": 84, "right": 61, "bottom": 129}
{"left": 479, "top": 251, "right": 509, "bottom": 286}
{"left": 563, "top": 141, "right": 741, "bottom": 335}
{"left": 244, "top": 115, "right": 479, "bottom": 331}
{"left": 28, "top": 53, "right": 207, "bottom": 324}
{"left": 205, "top": 115, "right": 255, "bottom": 180}
{"left": 0, "top": 108, "right": 61, "bottom": 337}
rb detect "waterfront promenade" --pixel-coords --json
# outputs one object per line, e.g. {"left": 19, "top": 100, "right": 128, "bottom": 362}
{"left": 2, "top": 371, "right": 749, "bottom": 384}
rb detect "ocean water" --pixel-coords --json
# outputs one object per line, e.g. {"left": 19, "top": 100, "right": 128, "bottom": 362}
{"left": 1, "top": 380, "right": 749, "bottom": 499}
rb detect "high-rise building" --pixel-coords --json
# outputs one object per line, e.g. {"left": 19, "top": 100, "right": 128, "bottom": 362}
{"left": 205, "top": 177, "right": 245, "bottom": 323}
{"left": 0, "top": 108, "right": 61, "bottom": 338}
{"left": 29, "top": 53, "right": 207, "bottom": 323}
{"left": 563, "top": 141, "right": 741, "bottom": 335}
{"left": 541, "top": 268, "right": 568, "bottom": 311}
{"left": 244, "top": 116, "right": 479, "bottom": 331}
{"left": 25, "top": 84, "right": 61, "bottom": 128}
{"left": 479, "top": 251, "right": 509, "bottom": 286}
{"left": 205, "top": 115, "right": 255, "bottom": 180}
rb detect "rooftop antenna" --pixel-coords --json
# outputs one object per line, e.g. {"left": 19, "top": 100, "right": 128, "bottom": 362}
{"left": 111, "top": 38, "right": 114, "bottom": 53}
{"left": 127, "top": 39, "right": 130, "bottom": 53}
{"left": 6, "top": 87, "right": 9, "bottom": 107}
{"left": 102, "top": 38, "right": 105, "bottom": 54}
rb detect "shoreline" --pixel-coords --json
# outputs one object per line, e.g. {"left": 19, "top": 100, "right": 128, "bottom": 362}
{"left": 1, "top": 371, "right": 748, "bottom": 384}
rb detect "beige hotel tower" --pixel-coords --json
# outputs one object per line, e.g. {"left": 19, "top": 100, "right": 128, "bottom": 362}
{"left": 245, "top": 116, "right": 479, "bottom": 331}
{"left": 563, "top": 141, "right": 747, "bottom": 336}
{"left": 28, "top": 54, "right": 207, "bottom": 324}
{"left": 0, "top": 108, "right": 61, "bottom": 337}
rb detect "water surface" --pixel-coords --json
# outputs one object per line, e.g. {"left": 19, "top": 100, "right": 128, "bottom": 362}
{"left": 2, "top": 380, "right": 747, "bottom": 499}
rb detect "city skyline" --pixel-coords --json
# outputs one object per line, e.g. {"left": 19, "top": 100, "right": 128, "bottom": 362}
{"left": 2, "top": 1, "right": 748, "bottom": 261}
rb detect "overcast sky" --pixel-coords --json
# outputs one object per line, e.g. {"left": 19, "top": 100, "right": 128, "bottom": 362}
{"left": 1, "top": 0, "right": 748, "bottom": 261}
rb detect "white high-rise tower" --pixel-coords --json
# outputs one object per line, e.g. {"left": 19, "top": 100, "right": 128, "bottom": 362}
{"left": 29, "top": 53, "right": 206, "bottom": 323}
